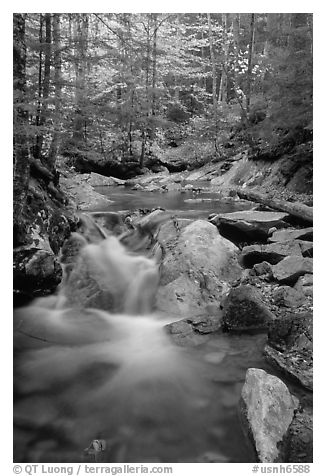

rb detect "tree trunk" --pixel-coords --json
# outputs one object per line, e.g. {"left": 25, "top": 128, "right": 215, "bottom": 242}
{"left": 35, "top": 14, "right": 43, "bottom": 134}
{"left": 218, "top": 13, "right": 228, "bottom": 103}
{"left": 232, "top": 13, "right": 241, "bottom": 94}
{"left": 236, "top": 189, "right": 313, "bottom": 224}
{"left": 73, "top": 14, "right": 88, "bottom": 144}
{"left": 246, "top": 13, "right": 255, "bottom": 113}
{"left": 48, "top": 14, "right": 61, "bottom": 171}
{"left": 35, "top": 13, "right": 51, "bottom": 160}
{"left": 207, "top": 13, "right": 218, "bottom": 136}
{"left": 151, "top": 13, "right": 158, "bottom": 116}
{"left": 13, "top": 13, "right": 30, "bottom": 241}
{"left": 140, "top": 15, "right": 151, "bottom": 168}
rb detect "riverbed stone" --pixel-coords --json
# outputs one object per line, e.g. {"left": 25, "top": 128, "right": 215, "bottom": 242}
{"left": 297, "top": 240, "right": 313, "bottom": 257}
{"left": 272, "top": 256, "right": 313, "bottom": 285}
{"left": 210, "top": 210, "right": 290, "bottom": 242}
{"left": 264, "top": 311, "right": 313, "bottom": 391}
{"left": 156, "top": 220, "right": 242, "bottom": 317}
{"left": 272, "top": 286, "right": 305, "bottom": 308}
{"left": 239, "top": 368, "right": 299, "bottom": 463}
{"left": 268, "top": 227, "right": 313, "bottom": 243}
{"left": 279, "top": 409, "right": 313, "bottom": 463}
{"left": 221, "top": 285, "right": 276, "bottom": 332}
{"left": 83, "top": 172, "right": 126, "bottom": 187}
{"left": 241, "top": 241, "right": 303, "bottom": 267}
{"left": 165, "top": 313, "right": 222, "bottom": 346}
{"left": 253, "top": 261, "right": 273, "bottom": 277}
{"left": 294, "top": 274, "right": 313, "bottom": 297}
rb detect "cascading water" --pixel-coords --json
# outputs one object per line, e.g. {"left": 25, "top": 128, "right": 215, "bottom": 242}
{"left": 14, "top": 226, "right": 215, "bottom": 463}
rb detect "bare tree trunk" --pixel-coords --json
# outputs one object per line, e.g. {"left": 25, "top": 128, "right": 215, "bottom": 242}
{"left": 140, "top": 15, "right": 151, "bottom": 168}
{"left": 13, "top": 13, "right": 30, "bottom": 241}
{"left": 207, "top": 13, "right": 218, "bottom": 136}
{"left": 73, "top": 14, "right": 88, "bottom": 145}
{"left": 48, "top": 14, "right": 61, "bottom": 171}
{"left": 151, "top": 13, "right": 158, "bottom": 117}
{"left": 35, "top": 14, "right": 43, "bottom": 137}
{"left": 246, "top": 13, "right": 255, "bottom": 113}
{"left": 34, "top": 13, "right": 51, "bottom": 160}
{"left": 218, "top": 13, "right": 229, "bottom": 103}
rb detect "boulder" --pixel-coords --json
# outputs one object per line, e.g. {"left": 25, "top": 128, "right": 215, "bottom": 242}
{"left": 89, "top": 211, "right": 126, "bottom": 236}
{"left": 85, "top": 172, "right": 126, "bottom": 187}
{"left": 156, "top": 220, "right": 242, "bottom": 317}
{"left": 14, "top": 248, "right": 62, "bottom": 300}
{"left": 272, "top": 256, "right": 313, "bottom": 285}
{"left": 60, "top": 174, "right": 114, "bottom": 211}
{"left": 294, "top": 274, "right": 313, "bottom": 297}
{"left": 165, "top": 182, "right": 181, "bottom": 192}
{"left": 268, "top": 227, "right": 313, "bottom": 243}
{"left": 264, "top": 311, "right": 313, "bottom": 391}
{"left": 210, "top": 211, "right": 290, "bottom": 242}
{"left": 297, "top": 240, "right": 313, "bottom": 257}
{"left": 165, "top": 313, "right": 222, "bottom": 347}
{"left": 239, "top": 368, "right": 299, "bottom": 463}
{"left": 252, "top": 261, "right": 273, "bottom": 277}
{"left": 241, "top": 241, "right": 302, "bottom": 267}
{"left": 272, "top": 286, "right": 305, "bottom": 308}
{"left": 280, "top": 409, "right": 313, "bottom": 463}
{"left": 221, "top": 285, "right": 276, "bottom": 332}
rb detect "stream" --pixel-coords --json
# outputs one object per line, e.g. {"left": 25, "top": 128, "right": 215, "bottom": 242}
{"left": 14, "top": 183, "right": 299, "bottom": 463}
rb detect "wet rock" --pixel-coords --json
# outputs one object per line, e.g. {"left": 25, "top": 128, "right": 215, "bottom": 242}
{"left": 210, "top": 211, "right": 290, "bottom": 242}
{"left": 272, "top": 256, "right": 313, "bottom": 285}
{"left": 268, "top": 227, "right": 313, "bottom": 243}
{"left": 61, "top": 237, "right": 159, "bottom": 313}
{"left": 272, "top": 286, "right": 305, "bottom": 308}
{"left": 89, "top": 211, "right": 126, "bottom": 236}
{"left": 221, "top": 285, "right": 276, "bottom": 332}
{"left": 264, "top": 311, "right": 313, "bottom": 391}
{"left": 241, "top": 241, "right": 302, "bottom": 267}
{"left": 156, "top": 220, "right": 242, "bottom": 317}
{"left": 239, "top": 368, "right": 299, "bottom": 463}
{"left": 165, "top": 313, "right": 222, "bottom": 347}
{"left": 280, "top": 409, "right": 313, "bottom": 463}
{"left": 294, "top": 274, "right": 313, "bottom": 297}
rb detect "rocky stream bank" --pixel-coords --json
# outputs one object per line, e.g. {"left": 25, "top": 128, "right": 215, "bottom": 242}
{"left": 13, "top": 151, "right": 313, "bottom": 463}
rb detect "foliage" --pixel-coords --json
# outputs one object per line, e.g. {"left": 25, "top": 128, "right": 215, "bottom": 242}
{"left": 14, "top": 12, "right": 313, "bottom": 177}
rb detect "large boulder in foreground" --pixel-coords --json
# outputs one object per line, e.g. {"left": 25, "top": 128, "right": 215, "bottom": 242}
{"left": 272, "top": 256, "right": 313, "bottom": 285}
{"left": 264, "top": 311, "right": 313, "bottom": 391}
{"left": 210, "top": 210, "right": 290, "bottom": 242}
{"left": 221, "top": 285, "right": 276, "bottom": 332}
{"left": 239, "top": 368, "right": 299, "bottom": 463}
{"left": 156, "top": 220, "right": 242, "bottom": 317}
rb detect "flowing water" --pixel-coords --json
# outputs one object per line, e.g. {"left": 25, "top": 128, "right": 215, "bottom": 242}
{"left": 14, "top": 184, "right": 272, "bottom": 463}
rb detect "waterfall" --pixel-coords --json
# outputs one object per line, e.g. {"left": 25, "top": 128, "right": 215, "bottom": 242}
{"left": 14, "top": 218, "right": 211, "bottom": 463}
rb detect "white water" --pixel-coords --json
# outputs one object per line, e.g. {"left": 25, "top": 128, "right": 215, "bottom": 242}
{"left": 14, "top": 231, "right": 212, "bottom": 462}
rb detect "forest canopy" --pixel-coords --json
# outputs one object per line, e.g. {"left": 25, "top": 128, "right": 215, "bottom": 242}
{"left": 13, "top": 13, "right": 313, "bottom": 229}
